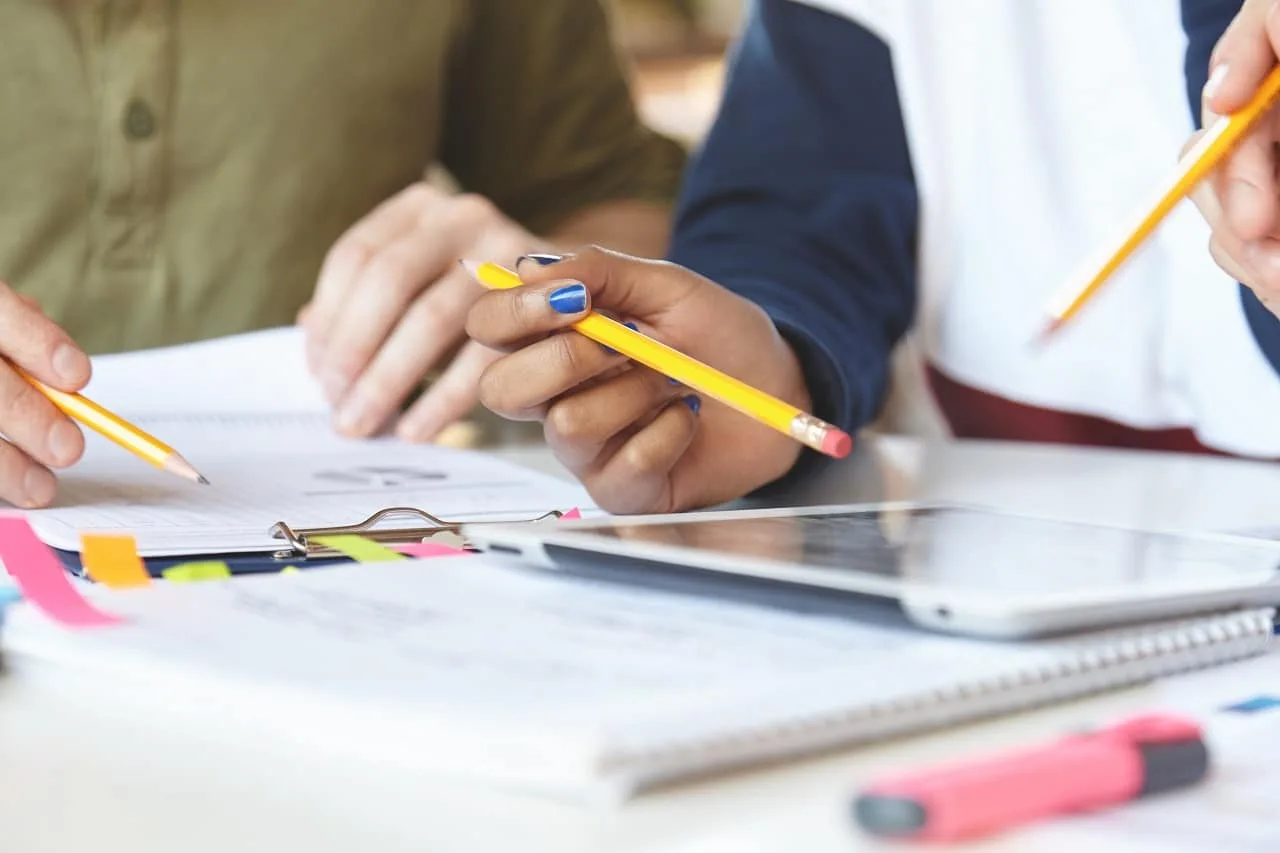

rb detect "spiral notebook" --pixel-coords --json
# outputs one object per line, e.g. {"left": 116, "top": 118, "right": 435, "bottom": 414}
{"left": 1, "top": 556, "right": 1272, "bottom": 802}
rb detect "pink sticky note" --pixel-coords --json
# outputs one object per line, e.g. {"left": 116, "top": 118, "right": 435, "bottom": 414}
{"left": 394, "top": 541, "right": 470, "bottom": 558}
{"left": 562, "top": 508, "right": 582, "bottom": 520}
{"left": 0, "top": 515, "right": 122, "bottom": 628}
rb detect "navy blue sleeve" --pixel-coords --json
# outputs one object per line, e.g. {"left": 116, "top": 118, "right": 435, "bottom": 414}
{"left": 1180, "top": 0, "right": 1280, "bottom": 377}
{"left": 668, "top": 0, "right": 918, "bottom": 452}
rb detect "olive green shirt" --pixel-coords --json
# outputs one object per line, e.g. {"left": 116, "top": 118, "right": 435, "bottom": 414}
{"left": 0, "top": 0, "right": 685, "bottom": 354}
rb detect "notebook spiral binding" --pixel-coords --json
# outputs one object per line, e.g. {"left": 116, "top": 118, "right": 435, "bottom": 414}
{"left": 269, "top": 507, "right": 564, "bottom": 560}
{"left": 602, "top": 608, "right": 1276, "bottom": 793}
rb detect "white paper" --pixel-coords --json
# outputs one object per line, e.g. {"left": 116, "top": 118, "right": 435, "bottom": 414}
{"left": 81, "top": 326, "right": 328, "bottom": 416}
{"left": 1, "top": 557, "right": 1050, "bottom": 798}
{"left": 25, "top": 327, "right": 591, "bottom": 554}
{"left": 1024, "top": 652, "right": 1280, "bottom": 850}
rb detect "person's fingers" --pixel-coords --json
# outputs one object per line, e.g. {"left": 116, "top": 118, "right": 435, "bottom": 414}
{"left": 581, "top": 395, "right": 700, "bottom": 515}
{"left": 306, "top": 186, "right": 431, "bottom": 377}
{"left": 513, "top": 246, "right": 701, "bottom": 322}
{"left": 465, "top": 279, "right": 593, "bottom": 351}
{"left": 543, "top": 365, "right": 688, "bottom": 474}
{"left": 1244, "top": 236, "right": 1280, "bottom": 297}
{"left": 0, "top": 283, "right": 91, "bottom": 392}
{"left": 1205, "top": 0, "right": 1275, "bottom": 113}
{"left": 0, "top": 363, "right": 84, "bottom": 470}
{"left": 1216, "top": 126, "right": 1280, "bottom": 242}
{"left": 477, "top": 331, "right": 626, "bottom": 422}
{"left": 0, "top": 438, "right": 57, "bottom": 509}
{"left": 1209, "top": 235, "right": 1258, "bottom": 284}
{"left": 318, "top": 227, "right": 464, "bottom": 398}
{"left": 325, "top": 257, "right": 482, "bottom": 439}
{"left": 393, "top": 341, "right": 496, "bottom": 442}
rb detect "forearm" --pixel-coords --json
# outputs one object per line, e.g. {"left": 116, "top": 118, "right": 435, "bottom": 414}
{"left": 670, "top": 0, "right": 918, "bottom": 436}
{"left": 547, "top": 199, "right": 673, "bottom": 259}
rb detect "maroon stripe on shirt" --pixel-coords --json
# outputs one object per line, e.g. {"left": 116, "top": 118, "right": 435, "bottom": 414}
{"left": 926, "top": 364, "right": 1223, "bottom": 456}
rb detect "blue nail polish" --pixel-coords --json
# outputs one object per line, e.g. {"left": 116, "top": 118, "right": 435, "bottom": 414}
{"left": 518, "top": 253, "right": 565, "bottom": 267}
{"left": 668, "top": 377, "right": 681, "bottom": 386}
{"left": 623, "top": 321, "right": 638, "bottom": 331}
{"left": 548, "top": 283, "right": 588, "bottom": 314}
{"left": 683, "top": 395, "right": 701, "bottom": 415}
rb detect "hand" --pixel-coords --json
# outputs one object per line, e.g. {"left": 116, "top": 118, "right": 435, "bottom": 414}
{"left": 0, "top": 281, "right": 91, "bottom": 508}
{"left": 466, "top": 247, "right": 811, "bottom": 514}
{"left": 301, "top": 183, "right": 550, "bottom": 441}
{"left": 1190, "top": 0, "right": 1280, "bottom": 315}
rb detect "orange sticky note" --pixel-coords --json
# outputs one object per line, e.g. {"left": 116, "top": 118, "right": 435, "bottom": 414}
{"left": 80, "top": 533, "right": 152, "bottom": 589}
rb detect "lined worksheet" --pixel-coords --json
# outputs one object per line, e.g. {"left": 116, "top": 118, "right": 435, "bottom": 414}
{"left": 25, "top": 327, "right": 590, "bottom": 554}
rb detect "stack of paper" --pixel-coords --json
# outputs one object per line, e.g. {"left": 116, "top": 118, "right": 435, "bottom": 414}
{"left": 21, "top": 327, "right": 591, "bottom": 556}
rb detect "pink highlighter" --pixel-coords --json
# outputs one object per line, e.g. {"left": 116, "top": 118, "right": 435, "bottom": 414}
{"left": 853, "top": 714, "right": 1209, "bottom": 842}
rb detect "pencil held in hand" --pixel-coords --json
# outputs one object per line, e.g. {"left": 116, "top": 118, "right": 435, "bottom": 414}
{"left": 461, "top": 260, "right": 853, "bottom": 459}
{"left": 19, "top": 369, "right": 208, "bottom": 485}
{"left": 1039, "top": 64, "right": 1280, "bottom": 341}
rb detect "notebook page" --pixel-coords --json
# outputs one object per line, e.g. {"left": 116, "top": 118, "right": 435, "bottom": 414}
{"left": 81, "top": 326, "right": 327, "bottom": 417}
{"left": 1, "top": 558, "right": 1061, "bottom": 799}
{"left": 28, "top": 326, "right": 591, "bottom": 553}
{"left": 28, "top": 434, "right": 589, "bottom": 554}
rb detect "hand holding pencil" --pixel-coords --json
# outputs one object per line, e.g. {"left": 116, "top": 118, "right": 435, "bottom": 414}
{"left": 463, "top": 247, "right": 850, "bottom": 515}
{"left": 0, "top": 280, "right": 205, "bottom": 508}
{"left": 1041, "top": 4, "right": 1280, "bottom": 338}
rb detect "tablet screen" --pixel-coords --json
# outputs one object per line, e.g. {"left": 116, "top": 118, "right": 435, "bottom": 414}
{"left": 572, "top": 506, "right": 1280, "bottom": 594}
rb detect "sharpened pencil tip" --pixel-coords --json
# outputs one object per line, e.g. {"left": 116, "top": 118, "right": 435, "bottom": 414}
{"left": 163, "top": 453, "right": 208, "bottom": 486}
{"left": 458, "top": 259, "right": 480, "bottom": 277}
{"left": 1029, "top": 317, "right": 1064, "bottom": 351}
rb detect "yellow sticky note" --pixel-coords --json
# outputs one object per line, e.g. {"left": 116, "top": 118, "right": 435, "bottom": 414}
{"left": 162, "top": 561, "right": 232, "bottom": 583}
{"left": 313, "top": 535, "right": 407, "bottom": 563}
{"left": 80, "top": 533, "right": 152, "bottom": 589}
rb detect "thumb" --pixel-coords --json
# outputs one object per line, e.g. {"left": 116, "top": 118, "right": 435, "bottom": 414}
{"left": 1206, "top": 0, "right": 1278, "bottom": 114}
{"left": 515, "top": 246, "right": 701, "bottom": 321}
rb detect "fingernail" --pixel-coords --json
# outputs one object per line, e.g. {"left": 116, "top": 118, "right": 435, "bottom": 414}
{"left": 518, "top": 253, "right": 565, "bottom": 267}
{"left": 335, "top": 394, "right": 375, "bottom": 435}
{"left": 52, "top": 344, "right": 85, "bottom": 385}
{"left": 623, "top": 321, "right": 638, "bottom": 331}
{"left": 668, "top": 377, "right": 681, "bottom": 386}
{"left": 23, "top": 467, "right": 55, "bottom": 507}
{"left": 320, "top": 369, "right": 350, "bottom": 402}
{"left": 47, "top": 420, "right": 80, "bottom": 466}
{"left": 548, "top": 282, "right": 588, "bottom": 314}
{"left": 683, "top": 395, "right": 701, "bottom": 415}
{"left": 1204, "top": 63, "right": 1229, "bottom": 100}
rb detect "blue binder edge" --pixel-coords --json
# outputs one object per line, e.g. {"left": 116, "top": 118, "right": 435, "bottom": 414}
{"left": 52, "top": 547, "right": 352, "bottom": 579}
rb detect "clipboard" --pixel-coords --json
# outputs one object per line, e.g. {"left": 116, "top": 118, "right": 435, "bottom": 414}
{"left": 267, "top": 507, "right": 566, "bottom": 560}
{"left": 56, "top": 506, "right": 569, "bottom": 579}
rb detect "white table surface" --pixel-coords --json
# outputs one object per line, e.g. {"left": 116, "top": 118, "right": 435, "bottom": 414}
{"left": 4, "top": 436, "right": 1280, "bottom": 853}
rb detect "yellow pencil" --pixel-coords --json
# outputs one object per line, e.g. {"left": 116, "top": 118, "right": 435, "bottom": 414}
{"left": 1039, "top": 64, "right": 1280, "bottom": 341}
{"left": 461, "top": 260, "right": 853, "bottom": 458}
{"left": 16, "top": 367, "right": 208, "bottom": 485}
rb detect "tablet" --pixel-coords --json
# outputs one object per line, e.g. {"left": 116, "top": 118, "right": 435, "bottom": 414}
{"left": 463, "top": 502, "right": 1280, "bottom": 638}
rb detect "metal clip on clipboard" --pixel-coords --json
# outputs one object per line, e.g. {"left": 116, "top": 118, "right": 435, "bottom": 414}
{"left": 268, "top": 507, "right": 564, "bottom": 560}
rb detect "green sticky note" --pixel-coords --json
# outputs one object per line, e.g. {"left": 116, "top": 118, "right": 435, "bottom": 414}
{"left": 313, "top": 535, "right": 407, "bottom": 563}
{"left": 162, "top": 561, "right": 232, "bottom": 583}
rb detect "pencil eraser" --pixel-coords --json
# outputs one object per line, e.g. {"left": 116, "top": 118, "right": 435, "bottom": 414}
{"left": 822, "top": 429, "right": 853, "bottom": 459}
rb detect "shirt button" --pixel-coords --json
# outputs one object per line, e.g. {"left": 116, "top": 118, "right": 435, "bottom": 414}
{"left": 123, "top": 99, "right": 156, "bottom": 140}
